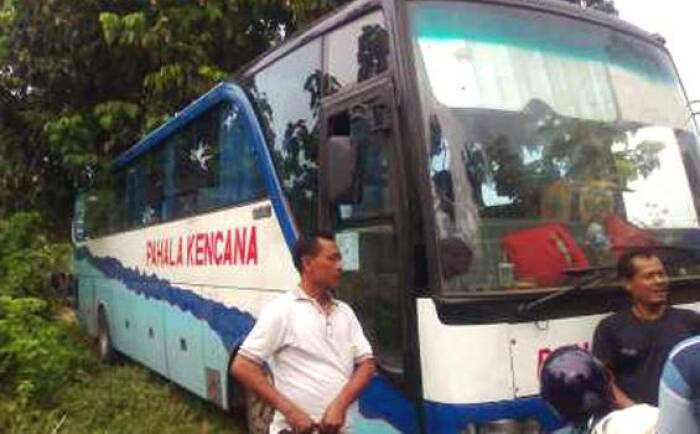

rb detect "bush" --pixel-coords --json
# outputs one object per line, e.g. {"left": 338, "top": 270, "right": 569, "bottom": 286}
{"left": 0, "top": 211, "right": 96, "bottom": 431}
{"left": 0, "top": 296, "right": 93, "bottom": 407}
{"left": 0, "top": 212, "right": 72, "bottom": 300}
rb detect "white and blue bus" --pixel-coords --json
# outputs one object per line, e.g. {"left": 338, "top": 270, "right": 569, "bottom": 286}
{"left": 74, "top": 0, "right": 700, "bottom": 432}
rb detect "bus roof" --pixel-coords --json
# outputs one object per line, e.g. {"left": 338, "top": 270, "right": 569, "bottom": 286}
{"left": 111, "top": 82, "right": 235, "bottom": 171}
{"left": 235, "top": 0, "right": 663, "bottom": 81}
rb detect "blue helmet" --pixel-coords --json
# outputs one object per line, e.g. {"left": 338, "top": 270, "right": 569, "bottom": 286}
{"left": 540, "top": 346, "right": 612, "bottom": 425}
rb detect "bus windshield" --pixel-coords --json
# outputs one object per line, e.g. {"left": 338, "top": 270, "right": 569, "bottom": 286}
{"left": 409, "top": 1, "right": 700, "bottom": 293}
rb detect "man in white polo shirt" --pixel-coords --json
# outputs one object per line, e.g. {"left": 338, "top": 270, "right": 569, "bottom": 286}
{"left": 232, "top": 232, "right": 376, "bottom": 434}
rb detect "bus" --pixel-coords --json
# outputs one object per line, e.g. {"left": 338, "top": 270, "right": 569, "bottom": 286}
{"left": 73, "top": 0, "right": 700, "bottom": 432}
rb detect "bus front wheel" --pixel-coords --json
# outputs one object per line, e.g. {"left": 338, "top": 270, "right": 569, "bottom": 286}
{"left": 96, "top": 308, "right": 114, "bottom": 363}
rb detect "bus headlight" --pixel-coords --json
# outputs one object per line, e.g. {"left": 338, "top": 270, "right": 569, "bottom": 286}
{"left": 461, "top": 418, "right": 541, "bottom": 434}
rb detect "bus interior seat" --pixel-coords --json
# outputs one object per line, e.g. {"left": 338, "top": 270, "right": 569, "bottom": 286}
{"left": 502, "top": 222, "right": 589, "bottom": 287}
{"left": 456, "top": 219, "right": 588, "bottom": 290}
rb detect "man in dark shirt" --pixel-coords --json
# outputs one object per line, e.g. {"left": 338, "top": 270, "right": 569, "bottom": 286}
{"left": 593, "top": 249, "right": 700, "bottom": 408}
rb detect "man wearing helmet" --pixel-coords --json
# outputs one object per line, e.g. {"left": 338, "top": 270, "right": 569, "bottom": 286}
{"left": 592, "top": 250, "right": 700, "bottom": 408}
{"left": 540, "top": 346, "right": 614, "bottom": 432}
{"left": 540, "top": 346, "right": 658, "bottom": 434}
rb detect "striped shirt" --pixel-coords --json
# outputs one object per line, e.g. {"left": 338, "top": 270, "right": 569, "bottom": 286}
{"left": 657, "top": 335, "right": 700, "bottom": 434}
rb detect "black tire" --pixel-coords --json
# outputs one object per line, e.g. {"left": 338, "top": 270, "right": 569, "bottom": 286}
{"left": 96, "top": 307, "right": 114, "bottom": 363}
{"left": 244, "top": 371, "right": 275, "bottom": 434}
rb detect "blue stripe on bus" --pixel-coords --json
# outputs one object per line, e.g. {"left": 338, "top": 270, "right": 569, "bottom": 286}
{"left": 78, "top": 244, "right": 564, "bottom": 432}
{"left": 359, "top": 376, "right": 561, "bottom": 433}
{"left": 111, "top": 82, "right": 298, "bottom": 250}
{"left": 359, "top": 376, "right": 420, "bottom": 433}
{"left": 423, "top": 397, "right": 561, "bottom": 433}
{"left": 77, "top": 247, "right": 255, "bottom": 352}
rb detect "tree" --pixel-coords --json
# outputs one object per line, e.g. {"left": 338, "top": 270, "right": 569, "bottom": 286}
{"left": 561, "top": 0, "right": 618, "bottom": 15}
{"left": 287, "top": 0, "right": 351, "bottom": 27}
{"left": 0, "top": 0, "right": 337, "bottom": 238}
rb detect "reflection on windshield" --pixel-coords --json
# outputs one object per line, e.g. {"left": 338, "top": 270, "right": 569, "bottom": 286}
{"left": 411, "top": 2, "right": 700, "bottom": 293}
{"left": 430, "top": 103, "right": 700, "bottom": 292}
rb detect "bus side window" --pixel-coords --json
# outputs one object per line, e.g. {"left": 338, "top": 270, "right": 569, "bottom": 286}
{"left": 161, "top": 139, "right": 177, "bottom": 221}
{"left": 328, "top": 104, "right": 391, "bottom": 222}
{"left": 250, "top": 38, "right": 322, "bottom": 235}
{"left": 83, "top": 173, "right": 122, "bottom": 237}
{"left": 325, "top": 10, "right": 390, "bottom": 94}
{"left": 326, "top": 100, "right": 403, "bottom": 376}
{"left": 111, "top": 101, "right": 267, "bottom": 228}
{"left": 125, "top": 164, "right": 145, "bottom": 228}
{"left": 218, "top": 102, "right": 266, "bottom": 205}
{"left": 191, "top": 105, "right": 220, "bottom": 214}
{"left": 172, "top": 106, "right": 219, "bottom": 218}
{"left": 143, "top": 152, "right": 165, "bottom": 225}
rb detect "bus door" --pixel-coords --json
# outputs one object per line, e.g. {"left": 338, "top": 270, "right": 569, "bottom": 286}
{"left": 319, "top": 76, "right": 422, "bottom": 433}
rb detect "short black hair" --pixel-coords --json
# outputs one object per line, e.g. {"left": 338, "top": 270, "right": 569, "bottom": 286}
{"left": 617, "top": 249, "right": 661, "bottom": 280}
{"left": 292, "top": 231, "right": 336, "bottom": 272}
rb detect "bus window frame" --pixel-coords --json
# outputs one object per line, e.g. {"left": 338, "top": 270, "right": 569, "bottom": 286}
{"left": 87, "top": 92, "right": 271, "bottom": 240}
{"left": 390, "top": 0, "right": 700, "bottom": 324}
{"left": 318, "top": 73, "right": 418, "bottom": 392}
{"left": 318, "top": 75, "right": 399, "bottom": 225}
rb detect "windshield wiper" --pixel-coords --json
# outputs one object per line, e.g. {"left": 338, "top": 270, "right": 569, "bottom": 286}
{"left": 518, "top": 266, "right": 616, "bottom": 316}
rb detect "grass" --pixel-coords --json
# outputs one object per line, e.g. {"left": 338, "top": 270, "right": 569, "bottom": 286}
{"left": 0, "top": 327, "right": 246, "bottom": 434}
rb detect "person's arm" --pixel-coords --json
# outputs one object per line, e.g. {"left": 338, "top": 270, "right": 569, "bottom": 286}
{"left": 592, "top": 319, "right": 634, "bottom": 409}
{"left": 609, "top": 381, "right": 635, "bottom": 409}
{"left": 320, "top": 307, "right": 376, "bottom": 434}
{"left": 319, "top": 358, "right": 376, "bottom": 434}
{"left": 232, "top": 355, "right": 316, "bottom": 433}
{"left": 233, "top": 301, "right": 316, "bottom": 433}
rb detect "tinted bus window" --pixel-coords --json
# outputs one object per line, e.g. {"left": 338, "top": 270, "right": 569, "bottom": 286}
{"left": 143, "top": 150, "right": 165, "bottom": 225}
{"left": 325, "top": 10, "right": 389, "bottom": 93}
{"left": 95, "top": 101, "right": 266, "bottom": 232}
{"left": 250, "top": 40, "right": 322, "bottom": 234}
{"left": 84, "top": 175, "right": 121, "bottom": 238}
{"left": 162, "top": 140, "right": 177, "bottom": 221}
{"left": 124, "top": 163, "right": 146, "bottom": 228}
{"left": 174, "top": 108, "right": 219, "bottom": 218}
{"left": 218, "top": 103, "right": 266, "bottom": 205}
{"left": 328, "top": 103, "right": 392, "bottom": 223}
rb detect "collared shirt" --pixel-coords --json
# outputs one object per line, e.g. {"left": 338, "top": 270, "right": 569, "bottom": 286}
{"left": 239, "top": 287, "right": 373, "bottom": 433}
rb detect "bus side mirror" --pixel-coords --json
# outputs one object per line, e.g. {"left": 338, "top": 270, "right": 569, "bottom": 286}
{"left": 72, "top": 191, "right": 86, "bottom": 244}
{"left": 327, "top": 135, "right": 362, "bottom": 204}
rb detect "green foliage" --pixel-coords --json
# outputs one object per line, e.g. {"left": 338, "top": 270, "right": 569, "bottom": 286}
{"left": 99, "top": 11, "right": 147, "bottom": 46}
{"left": 288, "top": 0, "right": 351, "bottom": 26}
{"left": 0, "top": 297, "right": 92, "bottom": 408}
{"left": 0, "top": 0, "right": 331, "bottom": 236}
{"left": 0, "top": 1, "right": 359, "bottom": 431}
{"left": 0, "top": 210, "right": 85, "bottom": 421}
{"left": 44, "top": 114, "right": 100, "bottom": 171}
{"left": 0, "top": 362, "right": 245, "bottom": 434}
{"left": 0, "top": 212, "right": 72, "bottom": 299}
{"left": 0, "top": 209, "right": 236, "bottom": 431}
{"left": 466, "top": 101, "right": 662, "bottom": 214}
